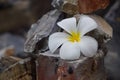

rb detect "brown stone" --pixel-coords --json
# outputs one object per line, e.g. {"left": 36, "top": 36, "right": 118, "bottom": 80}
{"left": 52, "top": 0, "right": 109, "bottom": 14}
{"left": 61, "top": 0, "right": 79, "bottom": 15}
{"left": 37, "top": 55, "right": 106, "bottom": 80}
{"left": 89, "top": 15, "right": 113, "bottom": 38}
{"left": 0, "top": 57, "right": 36, "bottom": 80}
{"left": 52, "top": 0, "right": 79, "bottom": 15}
{"left": 78, "top": 0, "right": 110, "bottom": 13}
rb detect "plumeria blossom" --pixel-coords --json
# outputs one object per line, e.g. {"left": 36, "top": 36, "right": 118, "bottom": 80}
{"left": 48, "top": 15, "right": 98, "bottom": 60}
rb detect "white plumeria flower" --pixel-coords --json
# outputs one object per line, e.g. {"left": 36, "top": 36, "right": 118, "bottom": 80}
{"left": 48, "top": 15, "right": 98, "bottom": 60}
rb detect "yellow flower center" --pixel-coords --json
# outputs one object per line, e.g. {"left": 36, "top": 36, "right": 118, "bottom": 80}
{"left": 68, "top": 32, "right": 80, "bottom": 42}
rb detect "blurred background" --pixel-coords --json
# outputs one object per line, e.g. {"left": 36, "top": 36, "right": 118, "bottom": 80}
{"left": 0, "top": 0, "right": 119, "bottom": 80}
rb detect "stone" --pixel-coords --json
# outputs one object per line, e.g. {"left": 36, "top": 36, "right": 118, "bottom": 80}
{"left": 0, "top": 33, "right": 25, "bottom": 55}
{"left": 0, "top": 46, "right": 14, "bottom": 59}
{"left": 36, "top": 55, "right": 106, "bottom": 80}
{"left": 52, "top": 0, "right": 110, "bottom": 14}
{"left": 61, "top": 0, "right": 78, "bottom": 15}
{"left": 78, "top": 0, "right": 110, "bottom": 13}
{"left": 35, "top": 14, "right": 112, "bottom": 80}
{"left": 89, "top": 15, "right": 113, "bottom": 41}
{"left": 0, "top": 57, "right": 35, "bottom": 80}
{"left": 52, "top": 0, "right": 79, "bottom": 15}
{"left": 24, "top": 8, "right": 113, "bottom": 80}
{"left": 24, "top": 10, "right": 62, "bottom": 53}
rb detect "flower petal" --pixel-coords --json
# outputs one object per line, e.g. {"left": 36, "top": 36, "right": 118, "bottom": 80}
{"left": 48, "top": 32, "right": 69, "bottom": 53}
{"left": 57, "top": 17, "right": 77, "bottom": 34}
{"left": 78, "top": 15, "right": 98, "bottom": 36}
{"left": 60, "top": 42, "right": 81, "bottom": 60}
{"left": 79, "top": 36, "right": 98, "bottom": 57}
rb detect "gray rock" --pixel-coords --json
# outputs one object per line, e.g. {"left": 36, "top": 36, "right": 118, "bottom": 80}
{"left": 24, "top": 9, "right": 61, "bottom": 53}
{"left": 0, "top": 33, "right": 25, "bottom": 55}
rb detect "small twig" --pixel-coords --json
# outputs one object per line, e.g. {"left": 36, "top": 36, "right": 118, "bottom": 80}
{"left": 39, "top": 51, "right": 60, "bottom": 57}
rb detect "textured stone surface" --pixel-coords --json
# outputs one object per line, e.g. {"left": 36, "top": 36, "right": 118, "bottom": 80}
{"left": 52, "top": 0, "right": 110, "bottom": 14}
{"left": 61, "top": 0, "right": 78, "bottom": 15}
{"left": 0, "top": 57, "right": 36, "bottom": 80}
{"left": 90, "top": 15, "right": 113, "bottom": 40}
{"left": 35, "top": 14, "right": 112, "bottom": 80}
{"left": 52, "top": 0, "right": 78, "bottom": 15}
{"left": 78, "top": 0, "right": 109, "bottom": 13}
{"left": 24, "top": 10, "right": 61, "bottom": 53}
{"left": 24, "top": 11, "right": 113, "bottom": 79}
{"left": 36, "top": 54, "right": 106, "bottom": 80}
